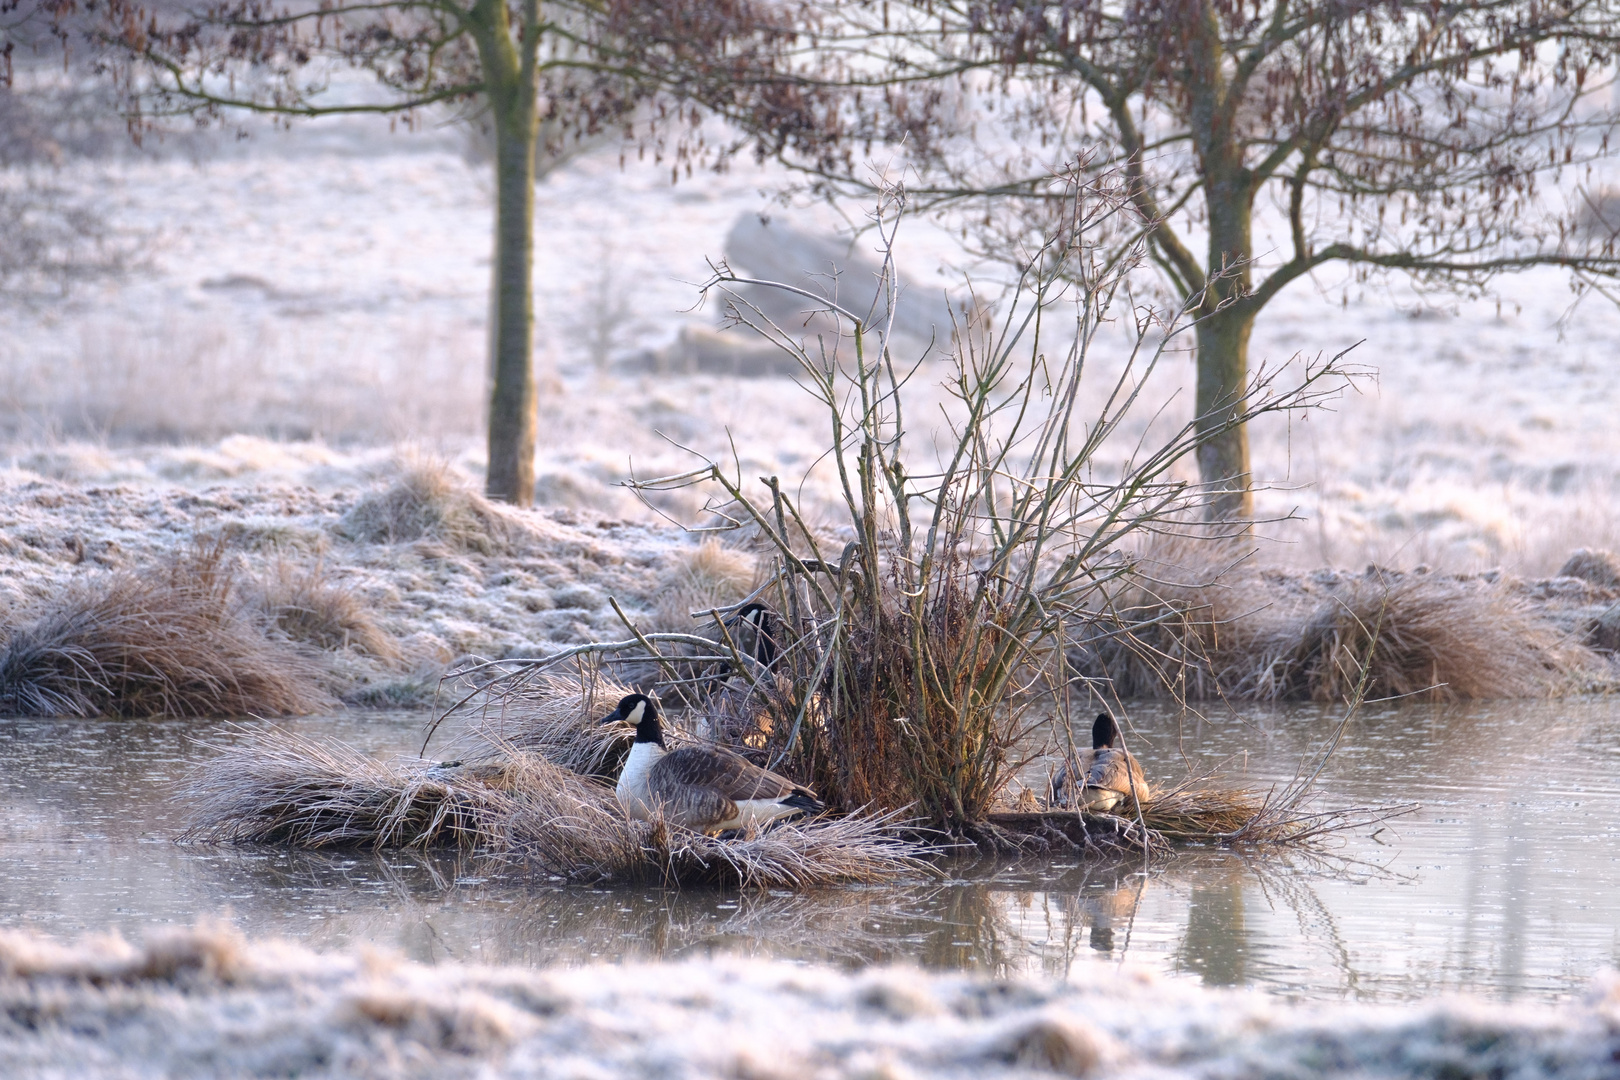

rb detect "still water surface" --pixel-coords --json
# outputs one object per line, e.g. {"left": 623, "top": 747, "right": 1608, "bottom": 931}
{"left": 0, "top": 698, "right": 1616, "bottom": 1002}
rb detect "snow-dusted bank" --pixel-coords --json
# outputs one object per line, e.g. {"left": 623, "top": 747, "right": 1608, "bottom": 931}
{"left": 0, "top": 923, "right": 1615, "bottom": 1079}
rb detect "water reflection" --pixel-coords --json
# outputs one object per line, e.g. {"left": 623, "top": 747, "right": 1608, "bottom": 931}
{"left": 1176, "top": 868, "right": 1251, "bottom": 985}
{"left": 0, "top": 697, "right": 1617, "bottom": 1001}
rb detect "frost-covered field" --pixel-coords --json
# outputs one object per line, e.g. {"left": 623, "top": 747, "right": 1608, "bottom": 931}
{"left": 3, "top": 114, "right": 1619, "bottom": 574}
{"left": 1, "top": 923, "right": 1617, "bottom": 1080}
{"left": 5, "top": 116, "right": 1620, "bottom": 1078}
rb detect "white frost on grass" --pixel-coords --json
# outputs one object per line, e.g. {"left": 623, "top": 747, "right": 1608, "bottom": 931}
{"left": 0, "top": 458, "right": 742, "bottom": 705}
{"left": 0, "top": 922, "right": 1616, "bottom": 1079}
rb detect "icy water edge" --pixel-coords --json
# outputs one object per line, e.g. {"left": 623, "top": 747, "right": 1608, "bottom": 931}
{"left": 0, "top": 697, "right": 1615, "bottom": 1004}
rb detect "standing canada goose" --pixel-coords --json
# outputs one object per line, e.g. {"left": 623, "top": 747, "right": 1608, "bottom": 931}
{"left": 602, "top": 694, "right": 825, "bottom": 833}
{"left": 1052, "top": 713, "right": 1152, "bottom": 812}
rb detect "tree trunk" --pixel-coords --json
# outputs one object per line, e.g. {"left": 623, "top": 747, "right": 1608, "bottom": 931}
{"left": 485, "top": 99, "right": 539, "bottom": 505}
{"left": 471, "top": 0, "right": 539, "bottom": 506}
{"left": 1195, "top": 165, "right": 1256, "bottom": 523}
{"left": 1193, "top": 306, "right": 1255, "bottom": 522}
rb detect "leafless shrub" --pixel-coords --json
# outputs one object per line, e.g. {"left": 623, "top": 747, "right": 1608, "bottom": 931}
{"left": 181, "top": 727, "right": 932, "bottom": 888}
{"left": 430, "top": 184, "right": 1398, "bottom": 854}
{"left": 621, "top": 182, "right": 1350, "bottom": 840}
{"left": 0, "top": 545, "right": 329, "bottom": 717}
{"left": 336, "top": 460, "right": 527, "bottom": 553}
{"left": 241, "top": 557, "right": 399, "bottom": 661}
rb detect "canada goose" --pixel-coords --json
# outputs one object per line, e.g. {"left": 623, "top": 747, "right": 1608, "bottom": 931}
{"left": 1052, "top": 713, "right": 1152, "bottom": 812}
{"left": 732, "top": 602, "right": 778, "bottom": 668}
{"left": 602, "top": 694, "right": 825, "bottom": 833}
{"left": 702, "top": 602, "right": 786, "bottom": 749}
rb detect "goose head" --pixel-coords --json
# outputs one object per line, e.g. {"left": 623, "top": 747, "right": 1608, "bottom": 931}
{"left": 1092, "top": 712, "right": 1120, "bottom": 750}
{"left": 601, "top": 693, "right": 665, "bottom": 748}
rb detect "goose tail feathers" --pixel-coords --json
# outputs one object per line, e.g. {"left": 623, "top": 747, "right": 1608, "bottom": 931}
{"left": 781, "top": 791, "right": 826, "bottom": 814}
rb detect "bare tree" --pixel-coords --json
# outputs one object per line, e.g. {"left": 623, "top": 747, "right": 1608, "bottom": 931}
{"left": 13, "top": 0, "right": 802, "bottom": 503}
{"left": 747, "top": 0, "right": 1620, "bottom": 520}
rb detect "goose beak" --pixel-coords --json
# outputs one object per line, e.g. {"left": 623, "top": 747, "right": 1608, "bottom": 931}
{"left": 598, "top": 705, "right": 625, "bottom": 726}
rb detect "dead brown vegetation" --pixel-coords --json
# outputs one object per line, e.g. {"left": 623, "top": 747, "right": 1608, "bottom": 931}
{"left": 181, "top": 726, "right": 932, "bottom": 888}
{"left": 446, "top": 669, "right": 640, "bottom": 779}
{"left": 1269, "top": 574, "right": 1592, "bottom": 701}
{"left": 1073, "top": 546, "right": 1600, "bottom": 702}
{"left": 337, "top": 460, "right": 527, "bottom": 554}
{"left": 989, "top": 771, "right": 1412, "bottom": 858}
{"left": 0, "top": 545, "right": 328, "bottom": 718}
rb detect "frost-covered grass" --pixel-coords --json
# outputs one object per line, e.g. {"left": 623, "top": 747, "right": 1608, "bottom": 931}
{"left": 0, "top": 451, "right": 1611, "bottom": 714}
{"left": 0, "top": 455, "right": 765, "bottom": 707}
{"left": 0, "top": 922, "right": 1616, "bottom": 1079}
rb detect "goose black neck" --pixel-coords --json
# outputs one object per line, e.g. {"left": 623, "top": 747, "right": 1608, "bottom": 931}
{"left": 738, "top": 602, "right": 777, "bottom": 668}
{"left": 633, "top": 707, "right": 665, "bottom": 748}
{"left": 1092, "top": 712, "right": 1118, "bottom": 750}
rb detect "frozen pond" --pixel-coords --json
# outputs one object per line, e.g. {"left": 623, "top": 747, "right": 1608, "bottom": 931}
{"left": 0, "top": 697, "right": 1616, "bottom": 1003}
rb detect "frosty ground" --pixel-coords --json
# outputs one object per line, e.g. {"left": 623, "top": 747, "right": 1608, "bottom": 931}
{"left": 4, "top": 112, "right": 1620, "bottom": 574}
{"left": 1, "top": 923, "right": 1618, "bottom": 1080}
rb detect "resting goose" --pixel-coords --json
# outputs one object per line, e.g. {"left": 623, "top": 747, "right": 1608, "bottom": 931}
{"left": 602, "top": 694, "right": 825, "bottom": 834}
{"left": 1052, "top": 712, "right": 1152, "bottom": 812}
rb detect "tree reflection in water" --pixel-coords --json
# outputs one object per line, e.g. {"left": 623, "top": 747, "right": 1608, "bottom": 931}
{"left": 176, "top": 845, "right": 1385, "bottom": 992}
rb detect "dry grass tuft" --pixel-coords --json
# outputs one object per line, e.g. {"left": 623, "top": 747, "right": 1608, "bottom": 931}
{"left": 337, "top": 460, "right": 527, "bottom": 554}
{"left": 629, "top": 809, "right": 929, "bottom": 890}
{"left": 1138, "top": 775, "right": 1416, "bottom": 847}
{"left": 0, "top": 546, "right": 329, "bottom": 718}
{"left": 1557, "top": 548, "right": 1620, "bottom": 587}
{"left": 181, "top": 730, "right": 523, "bottom": 848}
{"left": 1267, "top": 574, "right": 1594, "bottom": 701}
{"left": 182, "top": 727, "right": 932, "bottom": 888}
{"left": 242, "top": 557, "right": 399, "bottom": 661}
{"left": 990, "top": 773, "right": 1413, "bottom": 856}
{"left": 1134, "top": 784, "right": 1268, "bottom": 840}
{"left": 1073, "top": 545, "right": 1598, "bottom": 702}
{"left": 651, "top": 541, "right": 759, "bottom": 632}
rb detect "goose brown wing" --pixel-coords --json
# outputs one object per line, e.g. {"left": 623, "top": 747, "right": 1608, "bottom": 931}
{"left": 1087, "top": 749, "right": 1151, "bottom": 800}
{"left": 654, "top": 745, "right": 813, "bottom": 803}
{"left": 645, "top": 780, "right": 737, "bottom": 832}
